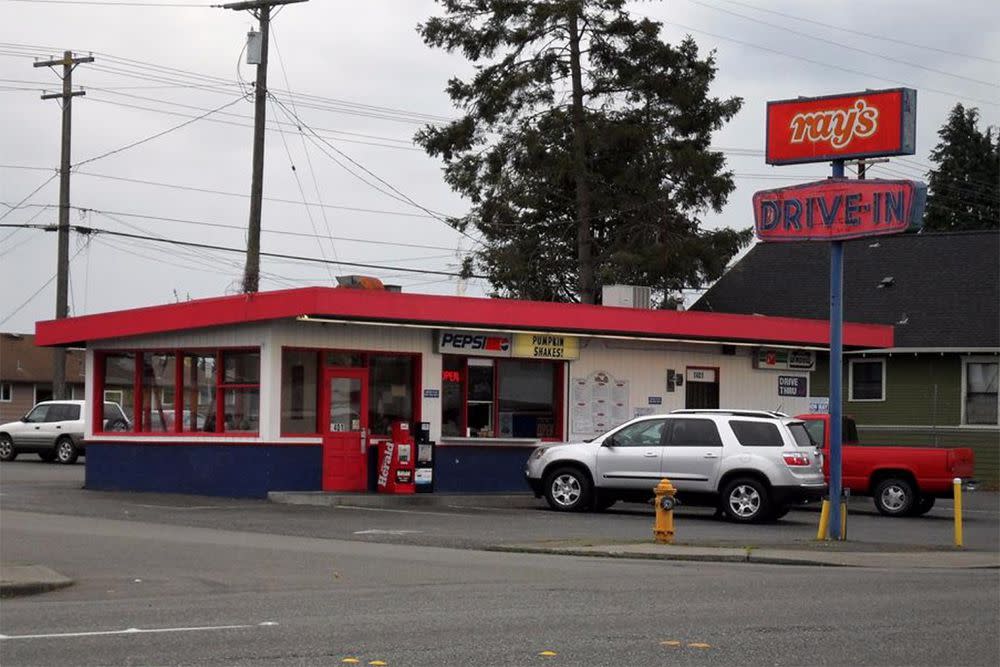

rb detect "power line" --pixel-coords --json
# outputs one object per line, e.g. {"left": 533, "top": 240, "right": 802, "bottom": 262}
{"left": 3, "top": 1, "right": 212, "bottom": 6}
{"left": 716, "top": 0, "right": 1000, "bottom": 65}
{"left": 653, "top": 18, "right": 999, "bottom": 108}
{"left": 73, "top": 93, "right": 247, "bottom": 168}
{"left": 1, "top": 223, "right": 489, "bottom": 278}
{"left": 684, "top": 0, "right": 998, "bottom": 89}
{"left": 0, "top": 241, "right": 88, "bottom": 327}
{"left": 0, "top": 172, "right": 58, "bottom": 221}
{"left": 1, "top": 204, "right": 466, "bottom": 251}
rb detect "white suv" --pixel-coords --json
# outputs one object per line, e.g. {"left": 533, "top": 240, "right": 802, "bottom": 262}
{"left": 0, "top": 400, "right": 129, "bottom": 464}
{"left": 525, "top": 409, "right": 826, "bottom": 522}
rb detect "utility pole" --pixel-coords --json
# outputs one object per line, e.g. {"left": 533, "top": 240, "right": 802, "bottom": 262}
{"left": 222, "top": 0, "right": 309, "bottom": 294}
{"left": 35, "top": 51, "right": 93, "bottom": 400}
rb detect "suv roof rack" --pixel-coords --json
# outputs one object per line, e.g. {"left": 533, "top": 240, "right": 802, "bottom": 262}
{"left": 670, "top": 409, "right": 791, "bottom": 419}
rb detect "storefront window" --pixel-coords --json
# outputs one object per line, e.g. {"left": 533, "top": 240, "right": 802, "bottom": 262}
{"left": 142, "top": 353, "right": 176, "bottom": 432}
{"left": 281, "top": 349, "right": 319, "bottom": 434}
{"left": 221, "top": 351, "right": 260, "bottom": 432}
{"left": 369, "top": 355, "right": 414, "bottom": 435}
{"left": 442, "top": 356, "right": 464, "bottom": 437}
{"left": 326, "top": 351, "right": 364, "bottom": 367}
{"left": 498, "top": 360, "right": 556, "bottom": 438}
{"left": 467, "top": 359, "right": 494, "bottom": 438}
{"left": 102, "top": 353, "right": 135, "bottom": 430}
{"left": 183, "top": 354, "right": 217, "bottom": 432}
{"left": 97, "top": 348, "right": 258, "bottom": 435}
{"left": 442, "top": 355, "right": 563, "bottom": 439}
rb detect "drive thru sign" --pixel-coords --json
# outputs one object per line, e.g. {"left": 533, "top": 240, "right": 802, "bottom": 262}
{"left": 755, "top": 87, "right": 924, "bottom": 541}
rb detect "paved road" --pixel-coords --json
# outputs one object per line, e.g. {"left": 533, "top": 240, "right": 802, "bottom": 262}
{"left": 2, "top": 508, "right": 999, "bottom": 666}
{"left": 2, "top": 460, "right": 1000, "bottom": 665}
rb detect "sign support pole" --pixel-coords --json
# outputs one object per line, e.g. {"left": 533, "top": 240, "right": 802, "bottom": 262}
{"left": 828, "top": 159, "right": 845, "bottom": 540}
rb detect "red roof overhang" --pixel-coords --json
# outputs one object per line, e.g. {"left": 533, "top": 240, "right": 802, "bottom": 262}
{"left": 35, "top": 286, "right": 894, "bottom": 349}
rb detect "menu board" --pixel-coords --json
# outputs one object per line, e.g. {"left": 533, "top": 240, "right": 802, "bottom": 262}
{"left": 570, "top": 371, "right": 630, "bottom": 436}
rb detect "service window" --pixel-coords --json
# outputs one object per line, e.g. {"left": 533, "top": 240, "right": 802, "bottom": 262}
{"left": 441, "top": 355, "right": 563, "bottom": 439}
{"left": 142, "top": 353, "right": 176, "bottom": 433}
{"left": 281, "top": 349, "right": 319, "bottom": 435}
{"left": 368, "top": 355, "right": 414, "bottom": 436}
{"left": 102, "top": 353, "right": 136, "bottom": 430}
{"left": 669, "top": 419, "right": 723, "bottom": 447}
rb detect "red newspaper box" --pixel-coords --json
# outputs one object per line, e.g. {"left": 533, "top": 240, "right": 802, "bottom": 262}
{"left": 376, "top": 421, "right": 415, "bottom": 494}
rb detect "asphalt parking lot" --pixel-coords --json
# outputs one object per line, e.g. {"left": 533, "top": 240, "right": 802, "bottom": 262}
{"left": 1, "top": 459, "right": 997, "bottom": 554}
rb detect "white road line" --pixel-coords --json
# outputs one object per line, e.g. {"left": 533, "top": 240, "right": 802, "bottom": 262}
{"left": 126, "top": 504, "right": 252, "bottom": 511}
{"left": 0, "top": 621, "right": 277, "bottom": 641}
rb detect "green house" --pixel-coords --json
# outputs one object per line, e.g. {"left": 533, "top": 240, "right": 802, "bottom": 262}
{"left": 693, "top": 230, "right": 999, "bottom": 487}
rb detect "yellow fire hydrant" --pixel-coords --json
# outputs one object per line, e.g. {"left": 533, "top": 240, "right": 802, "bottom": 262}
{"left": 654, "top": 478, "right": 677, "bottom": 544}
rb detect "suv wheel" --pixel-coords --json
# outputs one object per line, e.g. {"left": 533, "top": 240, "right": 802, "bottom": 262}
{"left": 721, "top": 478, "right": 771, "bottom": 523}
{"left": 0, "top": 434, "right": 16, "bottom": 461}
{"left": 544, "top": 467, "right": 592, "bottom": 512}
{"left": 55, "top": 437, "right": 79, "bottom": 465}
{"left": 873, "top": 477, "right": 915, "bottom": 517}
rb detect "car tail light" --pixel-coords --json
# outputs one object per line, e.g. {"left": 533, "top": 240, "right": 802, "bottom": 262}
{"left": 783, "top": 453, "right": 811, "bottom": 467}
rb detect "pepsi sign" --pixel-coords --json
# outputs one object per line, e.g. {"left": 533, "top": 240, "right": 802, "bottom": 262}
{"left": 437, "top": 331, "right": 513, "bottom": 357}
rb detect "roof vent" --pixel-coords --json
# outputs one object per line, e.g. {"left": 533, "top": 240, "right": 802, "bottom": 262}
{"left": 601, "top": 285, "right": 652, "bottom": 309}
{"left": 336, "top": 275, "right": 386, "bottom": 290}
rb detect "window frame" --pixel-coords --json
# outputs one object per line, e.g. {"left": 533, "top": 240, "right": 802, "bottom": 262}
{"left": 94, "top": 347, "right": 260, "bottom": 437}
{"left": 440, "top": 354, "right": 564, "bottom": 441}
{"left": 848, "top": 358, "right": 886, "bottom": 402}
{"left": 278, "top": 347, "right": 422, "bottom": 438}
{"left": 961, "top": 355, "right": 1000, "bottom": 427}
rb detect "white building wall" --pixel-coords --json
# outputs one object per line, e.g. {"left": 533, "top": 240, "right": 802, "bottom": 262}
{"left": 567, "top": 339, "right": 813, "bottom": 440}
{"left": 269, "top": 321, "right": 439, "bottom": 442}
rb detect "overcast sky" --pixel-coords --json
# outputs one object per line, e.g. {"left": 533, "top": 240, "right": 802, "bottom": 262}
{"left": 1, "top": 0, "right": 998, "bottom": 334}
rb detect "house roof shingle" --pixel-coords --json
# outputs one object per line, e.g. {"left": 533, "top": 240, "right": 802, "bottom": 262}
{"left": 0, "top": 333, "right": 86, "bottom": 383}
{"left": 692, "top": 230, "right": 1000, "bottom": 349}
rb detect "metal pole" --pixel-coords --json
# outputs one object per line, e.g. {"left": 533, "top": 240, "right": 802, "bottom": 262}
{"left": 828, "top": 158, "right": 845, "bottom": 540}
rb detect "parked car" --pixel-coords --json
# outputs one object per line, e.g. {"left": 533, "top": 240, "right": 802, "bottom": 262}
{"left": 0, "top": 400, "right": 130, "bottom": 464}
{"left": 795, "top": 413, "right": 976, "bottom": 517}
{"left": 525, "top": 409, "right": 826, "bottom": 523}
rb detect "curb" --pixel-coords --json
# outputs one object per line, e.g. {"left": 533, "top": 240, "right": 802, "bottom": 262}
{"left": 485, "top": 545, "right": 848, "bottom": 568}
{"left": 0, "top": 564, "right": 74, "bottom": 599}
{"left": 485, "top": 544, "right": 1000, "bottom": 569}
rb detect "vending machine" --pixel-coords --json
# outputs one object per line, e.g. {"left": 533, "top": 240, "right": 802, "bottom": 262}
{"left": 376, "top": 421, "right": 416, "bottom": 494}
{"left": 415, "top": 421, "right": 435, "bottom": 494}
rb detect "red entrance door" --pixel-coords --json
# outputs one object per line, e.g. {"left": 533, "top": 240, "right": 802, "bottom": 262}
{"left": 321, "top": 368, "right": 369, "bottom": 492}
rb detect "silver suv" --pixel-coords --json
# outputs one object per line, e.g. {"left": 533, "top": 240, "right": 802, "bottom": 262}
{"left": 525, "top": 409, "right": 826, "bottom": 522}
{"left": 0, "top": 400, "right": 130, "bottom": 464}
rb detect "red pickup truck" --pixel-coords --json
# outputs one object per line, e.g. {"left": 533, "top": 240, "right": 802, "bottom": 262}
{"left": 795, "top": 413, "right": 975, "bottom": 517}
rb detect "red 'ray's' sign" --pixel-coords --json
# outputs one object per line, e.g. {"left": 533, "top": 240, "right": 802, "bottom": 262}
{"left": 766, "top": 88, "right": 916, "bottom": 165}
{"left": 753, "top": 179, "right": 926, "bottom": 242}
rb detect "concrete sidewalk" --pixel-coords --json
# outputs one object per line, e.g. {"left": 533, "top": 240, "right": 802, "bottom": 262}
{"left": 0, "top": 562, "right": 73, "bottom": 598}
{"left": 490, "top": 542, "right": 1000, "bottom": 569}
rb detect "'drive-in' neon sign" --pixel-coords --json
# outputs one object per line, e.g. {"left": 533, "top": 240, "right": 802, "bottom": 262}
{"left": 753, "top": 179, "right": 925, "bottom": 241}
{"left": 767, "top": 88, "right": 915, "bottom": 165}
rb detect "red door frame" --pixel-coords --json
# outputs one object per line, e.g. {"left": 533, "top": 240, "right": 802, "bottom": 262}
{"left": 320, "top": 367, "right": 370, "bottom": 492}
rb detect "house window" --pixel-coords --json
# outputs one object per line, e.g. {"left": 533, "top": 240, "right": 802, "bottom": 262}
{"left": 849, "top": 359, "right": 885, "bottom": 402}
{"left": 441, "top": 355, "right": 562, "bottom": 440}
{"left": 964, "top": 359, "right": 999, "bottom": 426}
{"left": 0, "top": 383, "right": 11, "bottom": 402}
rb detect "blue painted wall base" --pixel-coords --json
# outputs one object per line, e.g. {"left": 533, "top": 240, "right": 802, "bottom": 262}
{"left": 433, "top": 446, "right": 534, "bottom": 493}
{"left": 85, "top": 443, "right": 322, "bottom": 498}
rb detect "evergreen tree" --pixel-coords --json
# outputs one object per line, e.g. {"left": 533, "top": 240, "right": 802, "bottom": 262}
{"left": 923, "top": 103, "right": 999, "bottom": 231}
{"left": 416, "top": 0, "right": 750, "bottom": 306}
